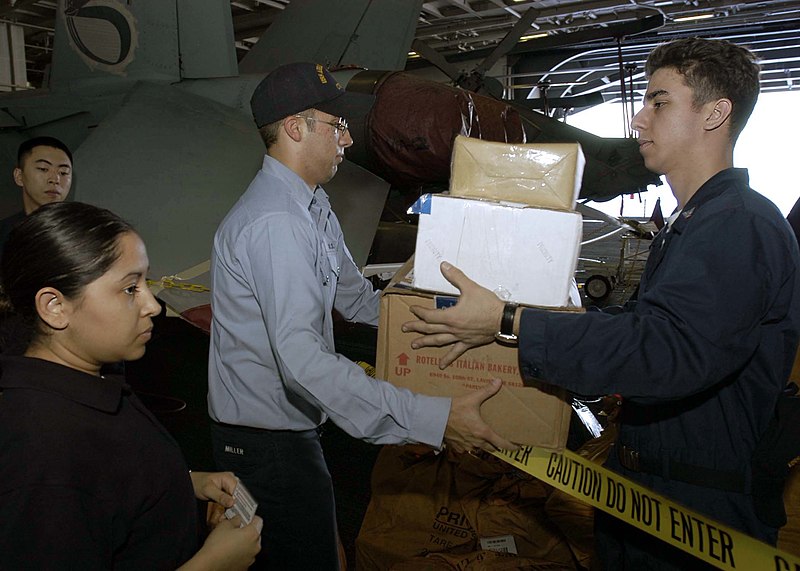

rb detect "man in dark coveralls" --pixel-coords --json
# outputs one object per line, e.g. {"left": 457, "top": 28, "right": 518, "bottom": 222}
{"left": 403, "top": 38, "right": 800, "bottom": 569}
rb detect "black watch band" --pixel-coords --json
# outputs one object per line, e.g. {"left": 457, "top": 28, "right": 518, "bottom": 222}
{"left": 495, "top": 302, "right": 518, "bottom": 343}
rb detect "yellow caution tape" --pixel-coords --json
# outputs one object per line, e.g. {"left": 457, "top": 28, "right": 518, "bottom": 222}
{"left": 492, "top": 446, "right": 800, "bottom": 570}
{"left": 356, "top": 361, "right": 377, "bottom": 378}
{"left": 146, "top": 277, "right": 210, "bottom": 293}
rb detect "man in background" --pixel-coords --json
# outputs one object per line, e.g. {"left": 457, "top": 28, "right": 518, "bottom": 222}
{"left": 0, "top": 136, "right": 73, "bottom": 354}
{"left": 0, "top": 136, "right": 73, "bottom": 253}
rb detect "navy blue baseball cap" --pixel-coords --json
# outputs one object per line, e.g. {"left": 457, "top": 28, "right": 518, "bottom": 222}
{"left": 250, "top": 62, "right": 375, "bottom": 128}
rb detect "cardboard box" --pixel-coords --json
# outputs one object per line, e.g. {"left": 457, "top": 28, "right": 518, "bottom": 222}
{"left": 450, "top": 136, "right": 585, "bottom": 211}
{"left": 410, "top": 193, "right": 582, "bottom": 308}
{"left": 376, "top": 264, "right": 572, "bottom": 449}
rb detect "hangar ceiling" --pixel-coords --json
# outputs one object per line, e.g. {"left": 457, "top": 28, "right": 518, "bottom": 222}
{"left": 3, "top": 0, "right": 799, "bottom": 107}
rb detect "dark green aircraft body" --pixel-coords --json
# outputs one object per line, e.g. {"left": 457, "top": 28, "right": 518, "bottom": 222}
{"left": 0, "top": 0, "right": 657, "bottom": 286}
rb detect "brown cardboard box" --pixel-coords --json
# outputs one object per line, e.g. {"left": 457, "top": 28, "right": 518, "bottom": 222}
{"left": 377, "top": 264, "right": 572, "bottom": 449}
{"left": 449, "top": 135, "right": 585, "bottom": 211}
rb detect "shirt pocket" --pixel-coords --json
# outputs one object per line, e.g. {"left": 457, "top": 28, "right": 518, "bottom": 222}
{"left": 319, "top": 242, "right": 340, "bottom": 287}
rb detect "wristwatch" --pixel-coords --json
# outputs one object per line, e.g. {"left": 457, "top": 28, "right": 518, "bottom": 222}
{"left": 495, "top": 302, "right": 518, "bottom": 343}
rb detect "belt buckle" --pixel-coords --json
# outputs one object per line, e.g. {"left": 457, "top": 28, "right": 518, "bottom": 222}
{"left": 619, "top": 445, "right": 641, "bottom": 472}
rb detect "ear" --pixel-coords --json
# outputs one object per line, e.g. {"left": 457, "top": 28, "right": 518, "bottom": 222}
{"left": 283, "top": 115, "right": 305, "bottom": 143}
{"left": 704, "top": 98, "right": 732, "bottom": 132}
{"left": 12, "top": 167, "right": 23, "bottom": 188}
{"left": 33, "top": 287, "right": 71, "bottom": 331}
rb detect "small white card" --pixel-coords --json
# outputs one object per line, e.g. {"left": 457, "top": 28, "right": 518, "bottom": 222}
{"left": 480, "top": 534, "right": 518, "bottom": 554}
{"left": 224, "top": 481, "right": 258, "bottom": 527}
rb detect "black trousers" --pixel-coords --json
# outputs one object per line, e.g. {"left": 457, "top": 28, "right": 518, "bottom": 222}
{"left": 594, "top": 460, "right": 778, "bottom": 570}
{"left": 211, "top": 423, "right": 340, "bottom": 571}
{"left": 595, "top": 510, "right": 719, "bottom": 570}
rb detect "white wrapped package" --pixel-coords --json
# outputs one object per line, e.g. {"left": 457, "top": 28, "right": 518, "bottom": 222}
{"left": 410, "top": 194, "right": 582, "bottom": 308}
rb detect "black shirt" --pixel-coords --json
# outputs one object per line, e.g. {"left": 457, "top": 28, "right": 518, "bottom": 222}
{"left": 0, "top": 356, "right": 198, "bottom": 569}
{"left": 0, "top": 210, "right": 24, "bottom": 264}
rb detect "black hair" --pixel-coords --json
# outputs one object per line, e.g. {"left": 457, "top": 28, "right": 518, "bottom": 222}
{"left": 258, "top": 119, "right": 284, "bottom": 150}
{"left": 16, "top": 136, "right": 73, "bottom": 167}
{"left": 645, "top": 37, "right": 760, "bottom": 142}
{"left": 0, "top": 202, "right": 134, "bottom": 349}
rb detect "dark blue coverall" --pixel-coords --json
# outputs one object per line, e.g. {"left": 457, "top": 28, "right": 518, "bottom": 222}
{"left": 519, "top": 168, "right": 800, "bottom": 569}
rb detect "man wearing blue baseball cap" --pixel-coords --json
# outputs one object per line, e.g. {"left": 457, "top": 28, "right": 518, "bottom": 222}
{"left": 207, "top": 62, "right": 515, "bottom": 570}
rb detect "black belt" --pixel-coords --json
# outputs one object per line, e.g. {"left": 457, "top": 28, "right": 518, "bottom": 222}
{"left": 211, "top": 421, "right": 324, "bottom": 436}
{"left": 616, "top": 444, "right": 747, "bottom": 494}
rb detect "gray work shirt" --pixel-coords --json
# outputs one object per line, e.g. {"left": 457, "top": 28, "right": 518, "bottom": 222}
{"left": 208, "top": 155, "right": 448, "bottom": 446}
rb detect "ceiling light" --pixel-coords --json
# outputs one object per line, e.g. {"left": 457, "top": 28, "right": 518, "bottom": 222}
{"left": 407, "top": 51, "right": 420, "bottom": 59}
{"left": 512, "top": 81, "right": 587, "bottom": 89}
{"left": 768, "top": 9, "right": 800, "bottom": 16}
{"left": 520, "top": 32, "right": 548, "bottom": 41}
{"left": 673, "top": 13, "right": 714, "bottom": 22}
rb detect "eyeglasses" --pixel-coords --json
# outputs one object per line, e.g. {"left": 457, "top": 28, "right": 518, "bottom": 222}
{"left": 294, "top": 114, "right": 349, "bottom": 135}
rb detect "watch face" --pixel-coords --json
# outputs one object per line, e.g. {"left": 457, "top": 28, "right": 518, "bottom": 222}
{"left": 495, "top": 332, "right": 518, "bottom": 345}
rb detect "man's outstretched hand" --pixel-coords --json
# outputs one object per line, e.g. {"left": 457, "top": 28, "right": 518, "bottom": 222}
{"left": 444, "top": 378, "right": 518, "bottom": 453}
{"left": 403, "top": 262, "right": 505, "bottom": 368}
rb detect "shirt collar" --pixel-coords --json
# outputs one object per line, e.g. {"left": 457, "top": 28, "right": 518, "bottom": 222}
{"left": 682, "top": 168, "right": 749, "bottom": 213}
{"left": 0, "top": 355, "right": 125, "bottom": 413}
{"left": 260, "top": 154, "right": 330, "bottom": 212}
{"left": 665, "top": 209, "right": 682, "bottom": 228}
{"left": 670, "top": 168, "right": 749, "bottom": 233}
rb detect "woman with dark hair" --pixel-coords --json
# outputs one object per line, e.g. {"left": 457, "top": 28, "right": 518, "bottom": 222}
{"left": 0, "top": 201, "right": 262, "bottom": 569}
